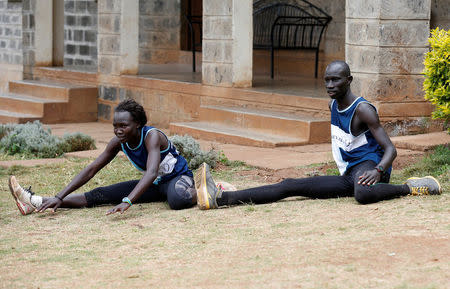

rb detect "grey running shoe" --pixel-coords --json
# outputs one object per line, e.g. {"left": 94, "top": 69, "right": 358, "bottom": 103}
{"left": 405, "top": 176, "right": 442, "bottom": 196}
{"left": 8, "top": 176, "right": 37, "bottom": 215}
{"left": 194, "top": 163, "right": 222, "bottom": 210}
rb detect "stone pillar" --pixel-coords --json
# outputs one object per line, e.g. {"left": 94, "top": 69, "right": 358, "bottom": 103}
{"left": 34, "top": 0, "right": 52, "bottom": 66}
{"left": 120, "top": 0, "right": 138, "bottom": 74}
{"left": 202, "top": 0, "right": 252, "bottom": 88}
{"left": 98, "top": 0, "right": 121, "bottom": 75}
{"left": 98, "top": 0, "right": 138, "bottom": 75}
{"left": 346, "top": 0, "right": 433, "bottom": 121}
{"left": 53, "top": 0, "right": 64, "bottom": 66}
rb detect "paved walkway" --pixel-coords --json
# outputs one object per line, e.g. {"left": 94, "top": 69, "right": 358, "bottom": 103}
{"left": 0, "top": 122, "right": 448, "bottom": 170}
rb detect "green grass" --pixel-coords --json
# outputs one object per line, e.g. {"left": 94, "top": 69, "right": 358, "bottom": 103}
{"left": 0, "top": 146, "right": 449, "bottom": 288}
{"left": 0, "top": 152, "right": 42, "bottom": 161}
{"left": 391, "top": 145, "right": 449, "bottom": 191}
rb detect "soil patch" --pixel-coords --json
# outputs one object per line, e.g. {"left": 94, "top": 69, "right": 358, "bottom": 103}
{"left": 218, "top": 152, "right": 425, "bottom": 184}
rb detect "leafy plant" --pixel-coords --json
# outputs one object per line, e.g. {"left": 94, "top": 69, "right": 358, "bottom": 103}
{"left": 0, "top": 123, "right": 15, "bottom": 140}
{"left": 62, "top": 132, "right": 96, "bottom": 152}
{"left": 218, "top": 150, "right": 245, "bottom": 167}
{"left": 0, "top": 121, "right": 96, "bottom": 158}
{"left": 169, "top": 134, "right": 218, "bottom": 170}
{"left": 423, "top": 28, "right": 450, "bottom": 130}
{"left": 0, "top": 121, "right": 64, "bottom": 158}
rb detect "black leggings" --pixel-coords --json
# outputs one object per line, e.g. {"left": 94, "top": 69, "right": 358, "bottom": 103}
{"left": 84, "top": 174, "right": 196, "bottom": 210}
{"left": 217, "top": 160, "right": 410, "bottom": 206}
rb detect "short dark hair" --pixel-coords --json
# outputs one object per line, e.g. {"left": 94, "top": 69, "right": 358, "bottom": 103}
{"left": 114, "top": 99, "right": 147, "bottom": 127}
{"left": 327, "top": 60, "right": 351, "bottom": 77}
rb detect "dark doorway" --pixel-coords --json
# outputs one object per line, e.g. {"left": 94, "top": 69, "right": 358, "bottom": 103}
{"left": 180, "top": 0, "right": 202, "bottom": 52}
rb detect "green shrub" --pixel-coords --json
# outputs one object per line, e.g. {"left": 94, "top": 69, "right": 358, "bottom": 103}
{"left": 0, "top": 121, "right": 96, "bottom": 158}
{"left": 0, "top": 123, "right": 15, "bottom": 140}
{"left": 169, "top": 134, "right": 218, "bottom": 170}
{"left": 62, "top": 132, "right": 96, "bottom": 152}
{"left": 0, "top": 121, "right": 64, "bottom": 158}
{"left": 423, "top": 28, "right": 450, "bottom": 130}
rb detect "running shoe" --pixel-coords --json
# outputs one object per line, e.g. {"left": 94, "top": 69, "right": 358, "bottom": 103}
{"left": 8, "top": 176, "right": 37, "bottom": 215}
{"left": 405, "top": 176, "right": 442, "bottom": 196}
{"left": 194, "top": 163, "right": 222, "bottom": 210}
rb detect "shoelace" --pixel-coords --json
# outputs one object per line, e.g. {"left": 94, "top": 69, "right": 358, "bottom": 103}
{"left": 410, "top": 186, "right": 429, "bottom": 196}
{"left": 24, "top": 186, "right": 35, "bottom": 196}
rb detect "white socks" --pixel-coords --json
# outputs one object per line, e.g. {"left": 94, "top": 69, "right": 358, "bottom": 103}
{"left": 30, "top": 195, "right": 43, "bottom": 208}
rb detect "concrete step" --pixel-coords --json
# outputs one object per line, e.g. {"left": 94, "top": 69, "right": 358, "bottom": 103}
{"left": 0, "top": 79, "right": 98, "bottom": 124}
{"left": 201, "top": 89, "right": 330, "bottom": 119}
{"left": 198, "top": 105, "right": 330, "bottom": 143}
{"left": 32, "top": 66, "right": 98, "bottom": 86}
{"left": 8, "top": 79, "right": 97, "bottom": 101}
{"left": 0, "top": 93, "right": 64, "bottom": 116}
{"left": 118, "top": 74, "right": 331, "bottom": 118}
{"left": 0, "top": 109, "right": 41, "bottom": 124}
{"left": 169, "top": 121, "right": 309, "bottom": 148}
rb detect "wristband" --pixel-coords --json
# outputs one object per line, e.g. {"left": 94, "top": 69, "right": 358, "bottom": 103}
{"left": 122, "top": 197, "right": 132, "bottom": 206}
{"left": 55, "top": 195, "right": 63, "bottom": 201}
{"left": 375, "top": 165, "right": 384, "bottom": 173}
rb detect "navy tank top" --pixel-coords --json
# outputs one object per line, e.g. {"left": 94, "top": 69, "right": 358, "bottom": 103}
{"left": 330, "top": 97, "right": 387, "bottom": 175}
{"left": 120, "top": 126, "right": 192, "bottom": 184}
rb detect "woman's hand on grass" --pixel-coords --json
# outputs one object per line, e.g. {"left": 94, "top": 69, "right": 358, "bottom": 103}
{"left": 106, "top": 202, "right": 130, "bottom": 215}
{"left": 36, "top": 197, "right": 63, "bottom": 213}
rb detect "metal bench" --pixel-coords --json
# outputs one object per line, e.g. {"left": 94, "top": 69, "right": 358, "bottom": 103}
{"left": 253, "top": 0, "right": 331, "bottom": 78}
{"left": 184, "top": 0, "right": 331, "bottom": 78}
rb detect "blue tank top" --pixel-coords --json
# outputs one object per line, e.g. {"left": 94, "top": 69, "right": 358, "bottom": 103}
{"left": 120, "top": 126, "right": 192, "bottom": 184}
{"left": 331, "top": 97, "right": 386, "bottom": 175}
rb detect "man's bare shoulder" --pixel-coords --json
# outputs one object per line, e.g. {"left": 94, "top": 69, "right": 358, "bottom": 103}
{"left": 356, "top": 101, "right": 379, "bottom": 124}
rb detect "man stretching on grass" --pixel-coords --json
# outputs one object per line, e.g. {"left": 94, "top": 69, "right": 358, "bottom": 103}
{"left": 195, "top": 60, "right": 442, "bottom": 209}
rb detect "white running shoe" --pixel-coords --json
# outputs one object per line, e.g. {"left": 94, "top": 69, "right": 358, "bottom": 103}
{"left": 8, "top": 176, "right": 37, "bottom": 215}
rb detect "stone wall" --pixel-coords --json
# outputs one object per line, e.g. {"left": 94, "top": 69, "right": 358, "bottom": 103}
{"left": 96, "top": 79, "right": 201, "bottom": 126}
{"left": 431, "top": 0, "right": 450, "bottom": 29}
{"left": 0, "top": 0, "right": 22, "bottom": 65}
{"left": 0, "top": 0, "right": 22, "bottom": 92}
{"left": 64, "top": 0, "right": 98, "bottom": 69}
{"left": 139, "top": 0, "right": 190, "bottom": 66}
{"left": 346, "top": 0, "right": 441, "bottom": 135}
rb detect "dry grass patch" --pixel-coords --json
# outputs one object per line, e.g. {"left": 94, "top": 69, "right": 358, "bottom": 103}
{"left": 0, "top": 156, "right": 449, "bottom": 289}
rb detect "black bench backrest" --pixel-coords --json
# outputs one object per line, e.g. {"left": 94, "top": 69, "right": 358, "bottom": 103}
{"left": 253, "top": 1, "right": 332, "bottom": 49}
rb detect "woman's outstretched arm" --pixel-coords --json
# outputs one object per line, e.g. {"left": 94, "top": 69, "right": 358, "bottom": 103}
{"left": 36, "top": 137, "right": 121, "bottom": 212}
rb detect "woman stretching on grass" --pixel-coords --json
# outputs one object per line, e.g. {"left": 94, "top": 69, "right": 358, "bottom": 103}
{"left": 9, "top": 99, "right": 197, "bottom": 215}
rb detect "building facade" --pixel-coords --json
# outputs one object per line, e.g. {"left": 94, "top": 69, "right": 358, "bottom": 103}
{"left": 0, "top": 0, "right": 448, "bottom": 140}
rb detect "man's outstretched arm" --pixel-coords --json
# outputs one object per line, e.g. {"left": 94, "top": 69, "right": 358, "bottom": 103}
{"left": 356, "top": 103, "right": 397, "bottom": 185}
